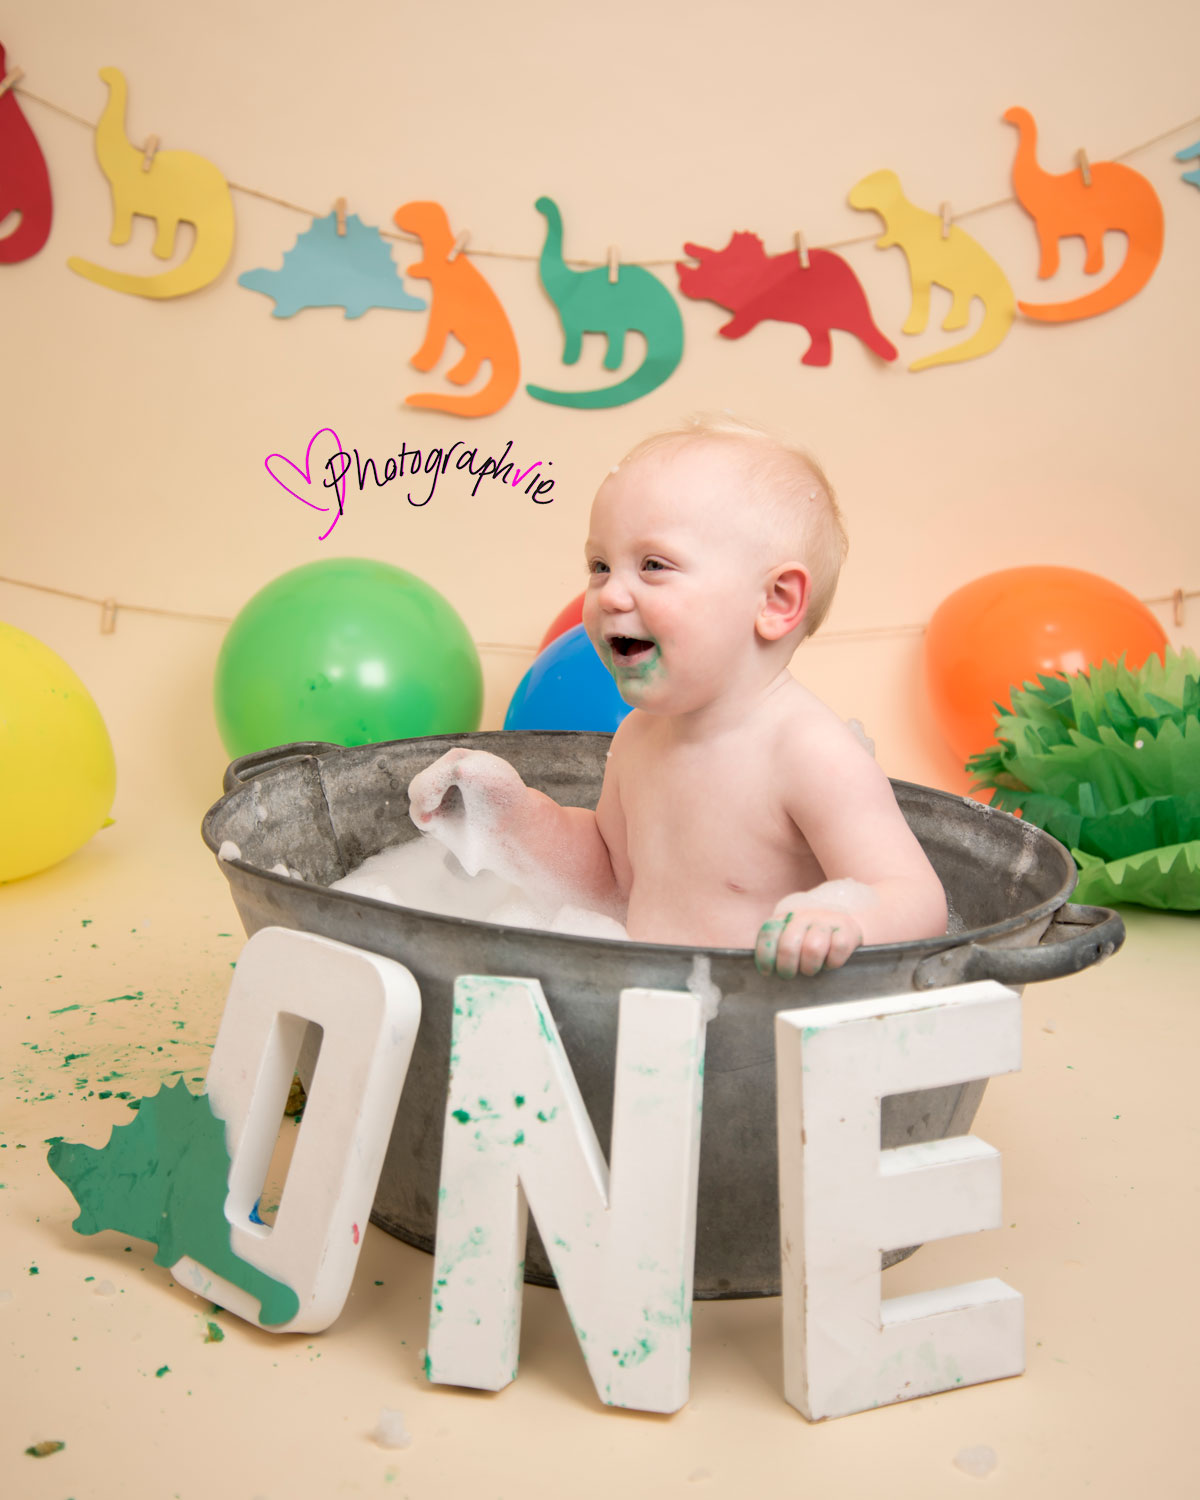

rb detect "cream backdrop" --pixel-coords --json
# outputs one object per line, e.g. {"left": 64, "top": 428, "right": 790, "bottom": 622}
{"left": 3, "top": 0, "right": 1199, "bottom": 838}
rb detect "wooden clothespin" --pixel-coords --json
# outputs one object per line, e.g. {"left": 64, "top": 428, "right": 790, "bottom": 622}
{"left": 794, "top": 231, "right": 810, "bottom": 270}
{"left": 335, "top": 197, "right": 347, "bottom": 236}
{"left": 100, "top": 598, "right": 118, "bottom": 635}
{"left": 607, "top": 246, "right": 619, "bottom": 285}
{"left": 1077, "top": 149, "right": 1092, "bottom": 187}
{"left": 939, "top": 202, "right": 952, "bottom": 239}
{"left": 1173, "top": 587, "right": 1185, "bottom": 627}
{"left": 141, "top": 135, "right": 160, "bottom": 172}
{"left": 0, "top": 64, "right": 24, "bottom": 99}
{"left": 448, "top": 229, "right": 471, "bottom": 262}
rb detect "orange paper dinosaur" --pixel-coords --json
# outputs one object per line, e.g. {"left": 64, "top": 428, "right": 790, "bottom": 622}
{"left": 1004, "top": 106, "right": 1164, "bottom": 323}
{"left": 393, "top": 201, "right": 520, "bottom": 417}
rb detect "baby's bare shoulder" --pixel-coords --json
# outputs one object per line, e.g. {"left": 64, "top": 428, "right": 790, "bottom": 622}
{"left": 770, "top": 678, "right": 864, "bottom": 746}
{"left": 770, "top": 682, "right": 888, "bottom": 791}
{"left": 604, "top": 710, "right": 645, "bottom": 766}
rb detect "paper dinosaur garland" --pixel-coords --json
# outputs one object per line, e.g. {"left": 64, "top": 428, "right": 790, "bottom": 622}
{"left": 848, "top": 169, "right": 1015, "bottom": 372}
{"left": 676, "top": 231, "right": 896, "bottom": 367}
{"left": 526, "top": 195, "right": 683, "bottom": 408}
{"left": 1004, "top": 106, "right": 1164, "bottom": 323}
{"left": 3, "top": 60, "right": 1190, "bottom": 393}
{"left": 67, "top": 67, "right": 234, "bottom": 299}
{"left": 0, "top": 44, "right": 52, "bottom": 264}
{"left": 238, "top": 211, "right": 426, "bottom": 318}
{"left": 393, "top": 199, "right": 520, "bottom": 417}
{"left": 47, "top": 1077, "right": 299, "bottom": 1326}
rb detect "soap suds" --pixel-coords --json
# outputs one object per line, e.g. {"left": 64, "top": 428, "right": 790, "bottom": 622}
{"left": 217, "top": 841, "right": 241, "bottom": 862}
{"left": 372, "top": 1407, "right": 413, "bottom": 1449}
{"left": 845, "top": 718, "right": 875, "bottom": 756}
{"left": 779, "top": 877, "right": 878, "bottom": 914}
{"left": 953, "top": 1446, "right": 998, "bottom": 1478}
{"left": 686, "top": 955, "right": 722, "bottom": 1022}
{"left": 334, "top": 748, "right": 630, "bottom": 940}
{"left": 331, "top": 837, "right": 628, "bottom": 940}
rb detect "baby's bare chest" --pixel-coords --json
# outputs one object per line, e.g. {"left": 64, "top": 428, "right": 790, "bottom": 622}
{"left": 616, "top": 737, "right": 819, "bottom": 892}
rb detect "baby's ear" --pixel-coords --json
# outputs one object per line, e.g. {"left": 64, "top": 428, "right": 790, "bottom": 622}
{"left": 757, "top": 563, "right": 809, "bottom": 641}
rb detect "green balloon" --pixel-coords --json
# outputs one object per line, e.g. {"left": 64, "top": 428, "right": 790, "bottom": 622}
{"left": 214, "top": 559, "right": 483, "bottom": 756}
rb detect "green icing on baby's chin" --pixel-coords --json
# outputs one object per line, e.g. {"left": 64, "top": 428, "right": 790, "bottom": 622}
{"left": 610, "top": 645, "right": 664, "bottom": 686}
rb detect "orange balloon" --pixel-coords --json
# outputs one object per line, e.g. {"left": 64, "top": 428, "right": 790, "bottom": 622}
{"left": 538, "top": 592, "right": 585, "bottom": 653}
{"left": 924, "top": 566, "right": 1167, "bottom": 765}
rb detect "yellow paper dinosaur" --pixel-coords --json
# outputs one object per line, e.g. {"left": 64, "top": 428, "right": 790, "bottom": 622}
{"left": 848, "top": 170, "right": 1014, "bottom": 372}
{"left": 67, "top": 67, "right": 234, "bottom": 299}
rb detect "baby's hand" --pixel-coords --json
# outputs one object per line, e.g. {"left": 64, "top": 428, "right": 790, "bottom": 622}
{"left": 408, "top": 748, "right": 525, "bottom": 824}
{"left": 754, "top": 904, "right": 865, "bottom": 979}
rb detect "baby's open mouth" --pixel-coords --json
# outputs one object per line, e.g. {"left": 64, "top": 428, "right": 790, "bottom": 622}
{"left": 610, "top": 636, "right": 656, "bottom": 664}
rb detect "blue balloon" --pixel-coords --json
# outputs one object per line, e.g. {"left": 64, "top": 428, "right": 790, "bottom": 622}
{"left": 504, "top": 624, "right": 632, "bottom": 732}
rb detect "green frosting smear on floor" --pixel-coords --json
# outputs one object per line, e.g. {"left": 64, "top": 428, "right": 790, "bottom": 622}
{"left": 46, "top": 1077, "right": 299, "bottom": 1327}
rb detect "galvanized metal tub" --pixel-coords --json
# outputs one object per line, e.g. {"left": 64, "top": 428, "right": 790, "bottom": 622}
{"left": 201, "top": 731, "right": 1124, "bottom": 1298}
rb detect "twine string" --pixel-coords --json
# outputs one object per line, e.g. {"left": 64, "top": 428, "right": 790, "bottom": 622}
{"left": 13, "top": 84, "right": 1200, "bottom": 268}
{"left": 2, "top": 575, "right": 1193, "bottom": 653}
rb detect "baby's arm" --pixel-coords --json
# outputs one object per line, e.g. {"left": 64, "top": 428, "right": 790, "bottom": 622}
{"left": 756, "top": 720, "right": 948, "bottom": 978}
{"left": 408, "top": 747, "right": 628, "bottom": 919}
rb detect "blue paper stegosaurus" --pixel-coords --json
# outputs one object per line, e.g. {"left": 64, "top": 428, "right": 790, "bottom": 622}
{"left": 239, "top": 211, "right": 427, "bottom": 319}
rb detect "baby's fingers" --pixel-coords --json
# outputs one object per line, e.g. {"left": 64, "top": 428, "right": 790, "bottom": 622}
{"left": 779, "top": 919, "right": 835, "bottom": 979}
{"left": 772, "top": 912, "right": 862, "bottom": 978}
{"left": 756, "top": 915, "right": 830, "bottom": 979}
{"left": 754, "top": 916, "right": 788, "bottom": 976}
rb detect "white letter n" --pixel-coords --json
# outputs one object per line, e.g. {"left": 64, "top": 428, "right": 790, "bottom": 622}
{"left": 426, "top": 975, "right": 708, "bottom": 1414}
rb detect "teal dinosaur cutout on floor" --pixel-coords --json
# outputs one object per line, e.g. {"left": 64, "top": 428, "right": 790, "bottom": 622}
{"left": 47, "top": 1077, "right": 298, "bottom": 1326}
{"left": 526, "top": 195, "right": 683, "bottom": 409}
{"left": 239, "top": 211, "right": 427, "bottom": 319}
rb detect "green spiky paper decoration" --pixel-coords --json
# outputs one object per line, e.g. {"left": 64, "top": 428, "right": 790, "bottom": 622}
{"left": 47, "top": 1078, "right": 298, "bottom": 1325}
{"left": 968, "top": 648, "right": 1200, "bottom": 910}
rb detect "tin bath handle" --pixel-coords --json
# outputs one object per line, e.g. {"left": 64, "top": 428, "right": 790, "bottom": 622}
{"left": 913, "top": 903, "right": 1126, "bottom": 990}
{"left": 222, "top": 742, "right": 341, "bottom": 793}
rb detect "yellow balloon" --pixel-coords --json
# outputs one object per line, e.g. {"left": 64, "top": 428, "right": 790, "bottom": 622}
{"left": 0, "top": 624, "right": 117, "bottom": 882}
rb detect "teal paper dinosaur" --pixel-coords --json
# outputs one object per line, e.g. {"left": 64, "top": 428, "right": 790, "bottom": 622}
{"left": 239, "top": 211, "right": 426, "bottom": 319}
{"left": 526, "top": 195, "right": 683, "bottom": 409}
{"left": 47, "top": 1077, "right": 298, "bottom": 1326}
{"left": 1177, "top": 138, "right": 1200, "bottom": 191}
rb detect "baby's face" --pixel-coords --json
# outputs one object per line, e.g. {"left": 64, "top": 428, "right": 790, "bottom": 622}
{"left": 583, "top": 441, "right": 779, "bottom": 715}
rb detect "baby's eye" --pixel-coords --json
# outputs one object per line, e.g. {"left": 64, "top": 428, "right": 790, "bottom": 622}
{"left": 642, "top": 558, "right": 669, "bottom": 573}
{"left": 587, "top": 559, "right": 610, "bottom": 575}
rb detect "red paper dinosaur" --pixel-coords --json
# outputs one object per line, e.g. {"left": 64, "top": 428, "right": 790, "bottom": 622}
{"left": 677, "top": 231, "right": 896, "bottom": 367}
{"left": 0, "top": 44, "right": 52, "bottom": 264}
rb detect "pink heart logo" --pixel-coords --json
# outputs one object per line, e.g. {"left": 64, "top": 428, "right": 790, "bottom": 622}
{"left": 265, "top": 427, "right": 347, "bottom": 541}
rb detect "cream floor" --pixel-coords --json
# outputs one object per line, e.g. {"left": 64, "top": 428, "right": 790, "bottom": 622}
{"left": 3, "top": 748, "right": 1197, "bottom": 1500}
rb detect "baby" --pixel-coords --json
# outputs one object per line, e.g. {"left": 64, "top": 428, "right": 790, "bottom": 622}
{"left": 409, "top": 415, "right": 947, "bottom": 976}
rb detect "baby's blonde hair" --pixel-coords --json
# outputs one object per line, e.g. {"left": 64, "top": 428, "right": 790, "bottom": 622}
{"left": 614, "top": 413, "right": 849, "bottom": 638}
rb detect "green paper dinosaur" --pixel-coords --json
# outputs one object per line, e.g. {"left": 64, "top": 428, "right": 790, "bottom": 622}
{"left": 526, "top": 195, "right": 683, "bottom": 409}
{"left": 47, "top": 1078, "right": 299, "bottom": 1326}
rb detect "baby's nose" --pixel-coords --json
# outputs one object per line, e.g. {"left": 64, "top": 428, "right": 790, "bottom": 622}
{"left": 597, "top": 572, "right": 634, "bottom": 609}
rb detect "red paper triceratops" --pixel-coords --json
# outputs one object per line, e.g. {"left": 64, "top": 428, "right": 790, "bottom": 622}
{"left": 677, "top": 231, "right": 896, "bottom": 368}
